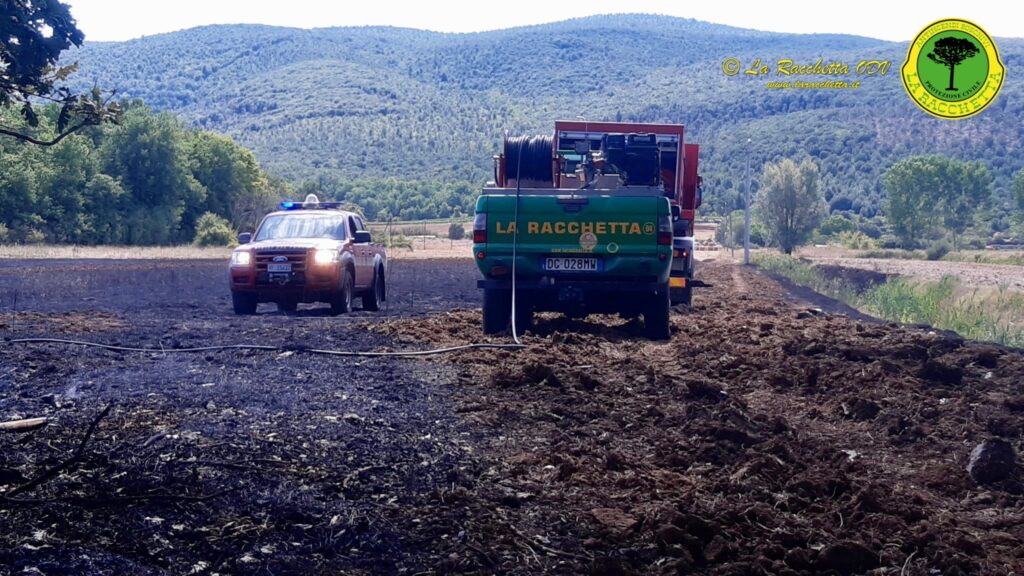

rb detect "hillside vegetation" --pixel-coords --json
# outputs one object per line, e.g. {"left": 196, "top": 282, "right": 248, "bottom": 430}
{"left": 59, "top": 15, "right": 1024, "bottom": 226}
{"left": 0, "top": 104, "right": 280, "bottom": 245}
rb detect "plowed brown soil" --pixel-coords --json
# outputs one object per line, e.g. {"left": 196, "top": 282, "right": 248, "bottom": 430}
{"left": 1, "top": 259, "right": 1022, "bottom": 575}
{"left": 374, "top": 263, "right": 1024, "bottom": 575}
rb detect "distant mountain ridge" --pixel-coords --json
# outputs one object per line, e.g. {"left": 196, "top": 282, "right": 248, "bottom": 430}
{"left": 65, "top": 14, "right": 1024, "bottom": 220}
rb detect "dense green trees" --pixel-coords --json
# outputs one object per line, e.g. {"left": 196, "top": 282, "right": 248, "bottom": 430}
{"left": 0, "top": 103, "right": 279, "bottom": 245}
{"left": 1014, "top": 169, "right": 1024, "bottom": 214}
{"left": 755, "top": 158, "right": 825, "bottom": 254}
{"left": 884, "top": 156, "right": 991, "bottom": 248}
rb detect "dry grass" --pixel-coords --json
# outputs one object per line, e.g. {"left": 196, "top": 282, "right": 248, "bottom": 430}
{"left": 389, "top": 237, "right": 474, "bottom": 260}
{"left": 0, "top": 244, "right": 233, "bottom": 260}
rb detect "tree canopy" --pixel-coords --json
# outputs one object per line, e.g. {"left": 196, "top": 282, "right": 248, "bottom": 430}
{"left": 0, "top": 0, "right": 120, "bottom": 144}
{"left": 755, "top": 158, "right": 825, "bottom": 254}
{"left": 884, "top": 156, "right": 991, "bottom": 248}
{"left": 0, "top": 102, "right": 280, "bottom": 244}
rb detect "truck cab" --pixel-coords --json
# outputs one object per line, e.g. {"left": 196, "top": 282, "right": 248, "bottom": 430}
{"left": 473, "top": 122, "right": 702, "bottom": 339}
{"left": 229, "top": 195, "right": 387, "bottom": 315}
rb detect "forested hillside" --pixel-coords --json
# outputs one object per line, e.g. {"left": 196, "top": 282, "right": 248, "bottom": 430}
{"left": 63, "top": 14, "right": 1024, "bottom": 224}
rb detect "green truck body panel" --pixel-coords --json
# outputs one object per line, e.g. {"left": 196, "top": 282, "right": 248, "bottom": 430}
{"left": 473, "top": 193, "right": 672, "bottom": 283}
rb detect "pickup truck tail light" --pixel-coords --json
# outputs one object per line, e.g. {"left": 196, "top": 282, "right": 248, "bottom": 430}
{"left": 657, "top": 215, "right": 672, "bottom": 246}
{"left": 473, "top": 213, "right": 487, "bottom": 244}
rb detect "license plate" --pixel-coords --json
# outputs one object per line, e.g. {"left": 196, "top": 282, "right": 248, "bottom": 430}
{"left": 267, "top": 263, "right": 292, "bottom": 273}
{"left": 543, "top": 257, "right": 601, "bottom": 272}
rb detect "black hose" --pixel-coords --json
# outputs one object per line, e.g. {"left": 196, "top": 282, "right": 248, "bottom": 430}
{"left": 504, "top": 135, "right": 553, "bottom": 184}
{"left": 6, "top": 338, "right": 526, "bottom": 357}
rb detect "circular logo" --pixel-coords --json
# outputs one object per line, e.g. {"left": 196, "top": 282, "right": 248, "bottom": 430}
{"left": 579, "top": 232, "right": 598, "bottom": 251}
{"left": 643, "top": 223, "right": 655, "bottom": 235}
{"left": 606, "top": 242, "right": 619, "bottom": 254}
{"left": 901, "top": 19, "right": 1004, "bottom": 119}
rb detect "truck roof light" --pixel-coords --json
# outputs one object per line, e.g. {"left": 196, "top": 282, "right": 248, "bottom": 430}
{"left": 280, "top": 195, "right": 343, "bottom": 211}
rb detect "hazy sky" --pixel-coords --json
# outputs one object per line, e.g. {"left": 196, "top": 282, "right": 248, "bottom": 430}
{"left": 63, "top": 0, "right": 1021, "bottom": 42}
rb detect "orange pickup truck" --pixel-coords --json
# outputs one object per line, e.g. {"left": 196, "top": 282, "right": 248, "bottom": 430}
{"left": 228, "top": 195, "right": 387, "bottom": 315}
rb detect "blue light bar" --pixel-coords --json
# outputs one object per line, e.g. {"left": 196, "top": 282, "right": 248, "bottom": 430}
{"left": 279, "top": 199, "right": 342, "bottom": 210}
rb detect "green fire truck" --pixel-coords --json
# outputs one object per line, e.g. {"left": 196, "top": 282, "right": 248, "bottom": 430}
{"left": 473, "top": 121, "right": 703, "bottom": 340}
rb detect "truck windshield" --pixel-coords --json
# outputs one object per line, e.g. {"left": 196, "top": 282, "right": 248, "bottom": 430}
{"left": 254, "top": 214, "right": 348, "bottom": 241}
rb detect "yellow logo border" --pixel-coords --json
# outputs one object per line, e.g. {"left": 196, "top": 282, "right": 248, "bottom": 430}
{"left": 901, "top": 18, "right": 1005, "bottom": 120}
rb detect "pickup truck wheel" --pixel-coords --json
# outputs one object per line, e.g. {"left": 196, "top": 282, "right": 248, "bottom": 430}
{"left": 512, "top": 293, "right": 533, "bottom": 334}
{"left": 330, "top": 268, "right": 354, "bottom": 316}
{"left": 277, "top": 301, "right": 298, "bottom": 313}
{"left": 362, "top": 267, "right": 384, "bottom": 311}
{"left": 232, "top": 292, "right": 258, "bottom": 315}
{"left": 644, "top": 284, "right": 671, "bottom": 340}
{"left": 482, "top": 288, "right": 511, "bottom": 335}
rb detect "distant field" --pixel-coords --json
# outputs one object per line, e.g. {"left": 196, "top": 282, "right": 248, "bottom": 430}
{"left": 0, "top": 245, "right": 233, "bottom": 260}
{"left": 0, "top": 219, "right": 718, "bottom": 262}
{"left": 0, "top": 242, "right": 472, "bottom": 261}
{"left": 795, "top": 246, "right": 1024, "bottom": 291}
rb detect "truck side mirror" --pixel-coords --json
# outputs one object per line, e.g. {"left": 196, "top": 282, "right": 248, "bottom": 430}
{"left": 237, "top": 232, "right": 252, "bottom": 245}
{"left": 696, "top": 176, "right": 704, "bottom": 209}
{"left": 354, "top": 231, "right": 372, "bottom": 244}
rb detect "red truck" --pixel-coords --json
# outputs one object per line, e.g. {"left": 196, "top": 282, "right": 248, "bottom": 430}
{"left": 228, "top": 195, "right": 387, "bottom": 315}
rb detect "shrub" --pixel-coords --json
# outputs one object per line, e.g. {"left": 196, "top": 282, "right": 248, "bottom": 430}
{"left": 925, "top": 240, "right": 951, "bottom": 261}
{"left": 399, "top": 224, "right": 431, "bottom": 236}
{"left": 960, "top": 236, "right": 986, "bottom": 250}
{"left": 857, "top": 219, "right": 883, "bottom": 239}
{"left": 836, "top": 230, "right": 878, "bottom": 250}
{"left": 448, "top": 222, "right": 466, "bottom": 240}
{"left": 818, "top": 214, "right": 857, "bottom": 238}
{"left": 878, "top": 235, "right": 901, "bottom": 249}
{"left": 385, "top": 233, "right": 413, "bottom": 250}
{"left": 0, "top": 223, "right": 9, "bottom": 243}
{"left": 20, "top": 227, "right": 46, "bottom": 244}
{"left": 859, "top": 249, "right": 926, "bottom": 260}
{"left": 193, "top": 212, "right": 236, "bottom": 247}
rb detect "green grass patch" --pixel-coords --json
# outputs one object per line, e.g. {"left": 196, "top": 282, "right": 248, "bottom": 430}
{"left": 857, "top": 249, "right": 927, "bottom": 260}
{"left": 754, "top": 253, "right": 1024, "bottom": 347}
{"left": 753, "top": 254, "right": 859, "bottom": 303}
{"left": 858, "top": 249, "right": 1024, "bottom": 267}
{"left": 941, "top": 251, "right": 1024, "bottom": 266}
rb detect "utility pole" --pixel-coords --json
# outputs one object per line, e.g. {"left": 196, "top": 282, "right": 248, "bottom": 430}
{"left": 743, "top": 138, "right": 752, "bottom": 265}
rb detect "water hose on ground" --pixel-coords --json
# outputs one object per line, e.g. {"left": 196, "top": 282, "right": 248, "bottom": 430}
{"left": 5, "top": 338, "right": 526, "bottom": 357}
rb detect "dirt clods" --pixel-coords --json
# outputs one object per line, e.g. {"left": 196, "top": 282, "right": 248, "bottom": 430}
{"left": 817, "top": 540, "right": 880, "bottom": 575}
{"left": 968, "top": 438, "right": 1017, "bottom": 483}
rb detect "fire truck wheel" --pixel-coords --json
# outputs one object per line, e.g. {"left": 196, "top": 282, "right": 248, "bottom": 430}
{"left": 644, "top": 283, "right": 671, "bottom": 340}
{"left": 482, "top": 288, "right": 511, "bottom": 335}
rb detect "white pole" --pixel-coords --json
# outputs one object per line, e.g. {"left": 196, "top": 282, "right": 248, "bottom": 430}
{"left": 743, "top": 138, "right": 752, "bottom": 265}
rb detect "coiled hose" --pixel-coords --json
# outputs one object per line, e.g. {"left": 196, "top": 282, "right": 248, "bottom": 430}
{"left": 504, "top": 135, "right": 553, "bottom": 184}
